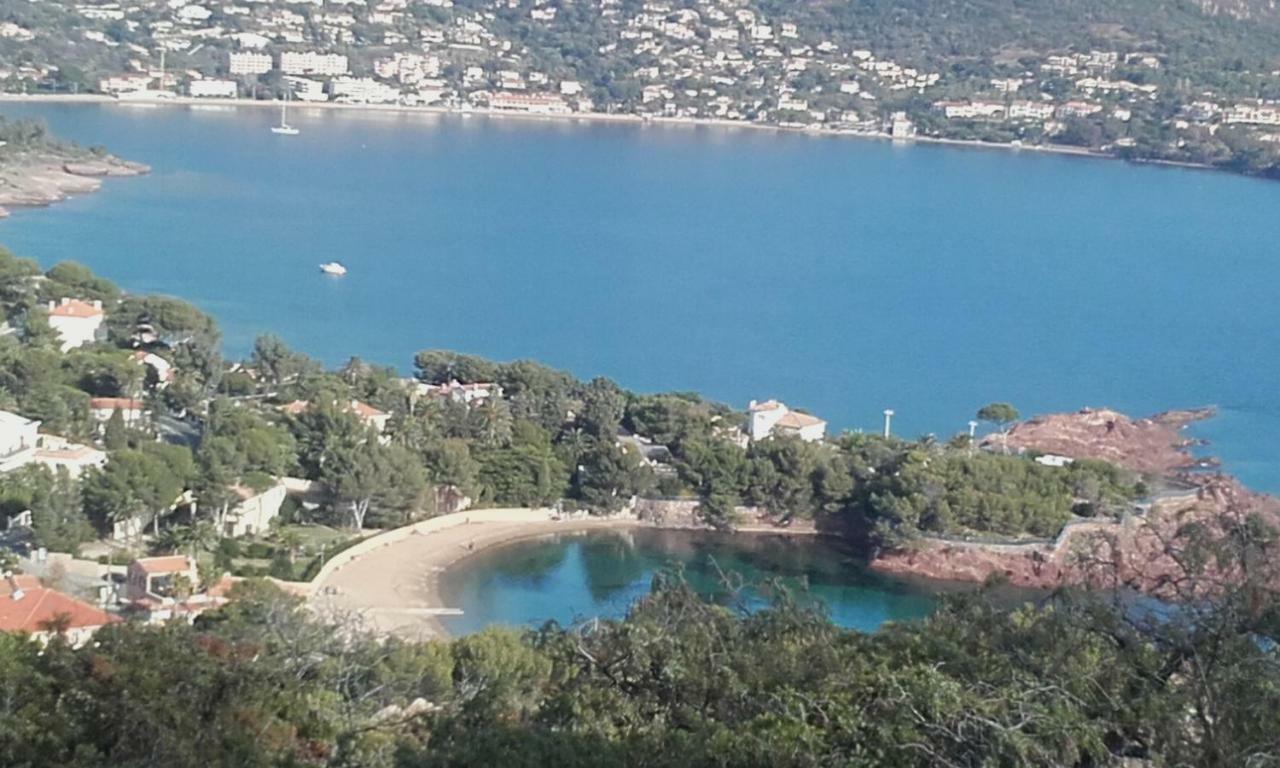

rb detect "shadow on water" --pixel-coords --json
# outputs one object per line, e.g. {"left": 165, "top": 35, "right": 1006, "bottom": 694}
{"left": 437, "top": 528, "right": 1024, "bottom": 635}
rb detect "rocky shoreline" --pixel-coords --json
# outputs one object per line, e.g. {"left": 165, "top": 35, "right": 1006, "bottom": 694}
{"left": 877, "top": 405, "right": 1277, "bottom": 596}
{"left": 0, "top": 155, "right": 149, "bottom": 218}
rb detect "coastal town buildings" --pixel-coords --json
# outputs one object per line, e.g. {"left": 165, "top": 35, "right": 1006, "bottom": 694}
{"left": 0, "top": 410, "right": 106, "bottom": 477}
{"left": 46, "top": 298, "right": 105, "bottom": 351}
{"left": 746, "top": 400, "right": 827, "bottom": 442}
{"left": 0, "top": 574, "right": 119, "bottom": 647}
{"left": 279, "top": 51, "right": 349, "bottom": 77}
{"left": 228, "top": 51, "right": 272, "bottom": 75}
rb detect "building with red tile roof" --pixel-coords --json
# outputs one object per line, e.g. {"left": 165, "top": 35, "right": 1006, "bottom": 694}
{"left": 0, "top": 574, "right": 119, "bottom": 647}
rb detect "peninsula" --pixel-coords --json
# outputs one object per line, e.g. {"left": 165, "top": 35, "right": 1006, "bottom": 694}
{"left": 0, "top": 117, "right": 148, "bottom": 217}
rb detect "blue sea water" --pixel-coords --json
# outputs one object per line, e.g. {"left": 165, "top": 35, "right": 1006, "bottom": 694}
{"left": 2, "top": 103, "right": 1278, "bottom": 490}
{"left": 438, "top": 529, "right": 941, "bottom": 635}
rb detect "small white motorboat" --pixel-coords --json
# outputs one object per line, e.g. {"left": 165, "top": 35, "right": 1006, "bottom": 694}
{"left": 319, "top": 262, "right": 347, "bottom": 276}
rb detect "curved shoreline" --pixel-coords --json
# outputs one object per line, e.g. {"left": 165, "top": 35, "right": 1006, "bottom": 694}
{"left": 307, "top": 512, "right": 642, "bottom": 640}
{"left": 0, "top": 92, "right": 1233, "bottom": 179}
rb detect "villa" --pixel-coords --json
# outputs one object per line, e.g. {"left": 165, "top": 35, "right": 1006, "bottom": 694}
{"left": 412, "top": 379, "right": 503, "bottom": 407}
{"left": 125, "top": 556, "right": 233, "bottom": 623}
{"left": 746, "top": 399, "right": 827, "bottom": 442}
{"left": 221, "top": 481, "right": 287, "bottom": 537}
{"left": 126, "top": 555, "right": 199, "bottom": 604}
{"left": 0, "top": 573, "right": 119, "bottom": 647}
{"left": 46, "top": 298, "right": 106, "bottom": 351}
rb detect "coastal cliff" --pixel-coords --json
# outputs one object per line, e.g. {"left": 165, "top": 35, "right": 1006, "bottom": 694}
{"left": 875, "top": 406, "right": 1275, "bottom": 596}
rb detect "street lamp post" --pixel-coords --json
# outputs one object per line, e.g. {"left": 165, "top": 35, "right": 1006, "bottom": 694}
{"left": 882, "top": 409, "right": 895, "bottom": 438}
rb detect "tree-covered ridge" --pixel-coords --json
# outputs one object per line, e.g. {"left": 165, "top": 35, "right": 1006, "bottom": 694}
{"left": 0, "top": 568, "right": 1276, "bottom": 767}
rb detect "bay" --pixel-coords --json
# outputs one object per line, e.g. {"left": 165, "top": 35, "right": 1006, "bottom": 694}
{"left": 437, "top": 529, "right": 940, "bottom": 635}
{"left": 1, "top": 103, "right": 1277, "bottom": 489}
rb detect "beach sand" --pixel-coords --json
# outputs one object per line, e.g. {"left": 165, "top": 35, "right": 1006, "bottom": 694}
{"left": 309, "top": 516, "right": 641, "bottom": 640}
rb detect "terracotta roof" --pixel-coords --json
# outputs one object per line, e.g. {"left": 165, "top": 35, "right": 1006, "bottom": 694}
{"left": 776, "top": 411, "right": 826, "bottom": 429}
{"left": 349, "top": 400, "right": 387, "bottom": 419}
{"left": 749, "top": 399, "right": 783, "bottom": 412}
{"left": 48, "top": 299, "right": 104, "bottom": 319}
{"left": 278, "top": 400, "right": 310, "bottom": 415}
{"left": 89, "top": 397, "right": 145, "bottom": 411}
{"left": 0, "top": 576, "right": 118, "bottom": 635}
{"left": 130, "top": 555, "right": 193, "bottom": 575}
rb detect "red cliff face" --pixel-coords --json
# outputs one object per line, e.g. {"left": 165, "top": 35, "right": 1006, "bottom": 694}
{"left": 981, "top": 406, "right": 1215, "bottom": 475}
{"left": 872, "top": 474, "right": 1280, "bottom": 597}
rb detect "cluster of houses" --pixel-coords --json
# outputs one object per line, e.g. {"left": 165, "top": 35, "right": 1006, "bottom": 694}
{"left": 0, "top": 554, "right": 237, "bottom": 648}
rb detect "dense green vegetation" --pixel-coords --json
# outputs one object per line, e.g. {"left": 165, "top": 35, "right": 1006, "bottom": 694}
{"left": 1, "top": 562, "right": 1276, "bottom": 767}
{"left": 0, "top": 250, "right": 1145, "bottom": 573}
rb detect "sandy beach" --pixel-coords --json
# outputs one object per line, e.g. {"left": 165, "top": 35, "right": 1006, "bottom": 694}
{"left": 309, "top": 514, "right": 641, "bottom": 640}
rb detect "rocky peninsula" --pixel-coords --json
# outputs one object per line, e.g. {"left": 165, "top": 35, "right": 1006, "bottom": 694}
{"left": 0, "top": 155, "right": 148, "bottom": 217}
{"left": 875, "top": 406, "right": 1277, "bottom": 597}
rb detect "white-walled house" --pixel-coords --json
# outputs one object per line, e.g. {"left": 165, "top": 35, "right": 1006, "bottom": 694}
{"left": 747, "top": 399, "right": 827, "bottom": 442}
{"left": 0, "top": 410, "right": 39, "bottom": 473}
{"left": 46, "top": 298, "right": 105, "bottom": 351}
{"left": 222, "top": 481, "right": 287, "bottom": 537}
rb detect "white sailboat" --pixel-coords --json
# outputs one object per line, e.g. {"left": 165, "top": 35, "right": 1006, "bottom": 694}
{"left": 271, "top": 91, "right": 300, "bottom": 135}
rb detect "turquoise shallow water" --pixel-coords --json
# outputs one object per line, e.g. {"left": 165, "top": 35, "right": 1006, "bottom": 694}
{"left": 1, "top": 103, "right": 1277, "bottom": 489}
{"left": 437, "top": 529, "right": 940, "bottom": 634}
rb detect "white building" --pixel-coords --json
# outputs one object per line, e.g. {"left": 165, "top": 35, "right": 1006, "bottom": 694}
{"left": 32, "top": 434, "right": 107, "bottom": 478}
{"left": 46, "top": 298, "right": 105, "bottom": 351}
{"left": 228, "top": 51, "right": 273, "bottom": 75}
{"left": 285, "top": 76, "right": 327, "bottom": 102}
{"left": 279, "top": 51, "right": 349, "bottom": 76}
{"left": 413, "top": 379, "right": 503, "bottom": 406}
{"left": 1225, "top": 102, "right": 1280, "bottom": 126}
{"left": 488, "top": 93, "right": 571, "bottom": 114}
{"left": 746, "top": 400, "right": 827, "bottom": 442}
{"left": 0, "top": 410, "right": 39, "bottom": 473}
{"left": 329, "top": 76, "right": 401, "bottom": 104}
{"left": 1008, "top": 100, "right": 1056, "bottom": 120}
{"left": 222, "top": 481, "right": 287, "bottom": 537}
{"left": 188, "top": 78, "right": 237, "bottom": 98}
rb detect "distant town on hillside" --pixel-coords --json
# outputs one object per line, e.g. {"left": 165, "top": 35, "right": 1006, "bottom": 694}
{"left": 0, "top": 0, "right": 1278, "bottom": 176}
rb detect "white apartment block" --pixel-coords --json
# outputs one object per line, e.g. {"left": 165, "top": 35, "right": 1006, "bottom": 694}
{"left": 329, "top": 76, "right": 400, "bottom": 104}
{"left": 279, "top": 51, "right": 349, "bottom": 77}
{"left": 1225, "top": 102, "right": 1280, "bottom": 126}
{"left": 229, "top": 51, "right": 273, "bottom": 75}
{"left": 188, "top": 79, "right": 237, "bottom": 98}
